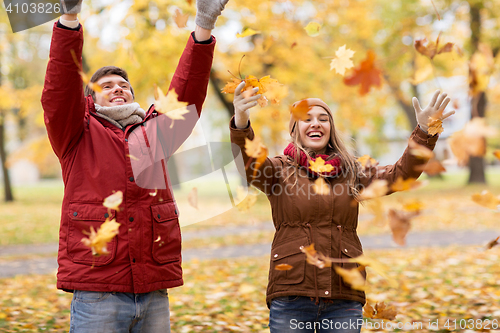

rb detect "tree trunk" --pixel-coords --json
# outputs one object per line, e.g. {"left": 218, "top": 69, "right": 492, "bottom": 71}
{"left": 467, "top": 1, "right": 486, "bottom": 184}
{"left": 0, "top": 115, "right": 14, "bottom": 202}
{"left": 209, "top": 70, "right": 234, "bottom": 118}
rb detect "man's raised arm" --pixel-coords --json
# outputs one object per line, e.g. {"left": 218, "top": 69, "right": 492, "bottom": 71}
{"left": 41, "top": 1, "right": 85, "bottom": 159}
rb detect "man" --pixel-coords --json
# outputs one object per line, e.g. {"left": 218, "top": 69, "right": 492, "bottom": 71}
{"left": 41, "top": 0, "right": 228, "bottom": 331}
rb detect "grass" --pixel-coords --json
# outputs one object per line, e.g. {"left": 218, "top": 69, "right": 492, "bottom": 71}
{"left": 0, "top": 169, "right": 499, "bottom": 247}
{"left": 0, "top": 244, "right": 499, "bottom": 332}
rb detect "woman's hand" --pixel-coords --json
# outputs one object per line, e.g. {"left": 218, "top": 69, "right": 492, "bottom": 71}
{"left": 233, "top": 81, "right": 260, "bottom": 129}
{"left": 412, "top": 90, "right": 454, "bottom": 133}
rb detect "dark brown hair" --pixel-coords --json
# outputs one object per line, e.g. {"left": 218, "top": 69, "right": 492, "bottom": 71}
{"left": 84, "top": 66, "right": 134, "bottom": 101}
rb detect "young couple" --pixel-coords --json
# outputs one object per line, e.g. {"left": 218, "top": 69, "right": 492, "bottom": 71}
{"left": 42, "top": 0, "right": 452, "bottom": 331}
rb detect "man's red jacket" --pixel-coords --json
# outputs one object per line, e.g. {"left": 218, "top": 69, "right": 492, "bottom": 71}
{"left": 41, "top": 23, "right": 215, "bottom": 293}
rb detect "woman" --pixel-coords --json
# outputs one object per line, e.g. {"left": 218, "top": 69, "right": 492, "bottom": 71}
{"left": 230, "top": 81, "right": 453, "bottom": 333}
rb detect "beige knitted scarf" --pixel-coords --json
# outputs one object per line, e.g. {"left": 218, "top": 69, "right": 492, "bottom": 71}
{"left": 94, "top": 102, "right": 146, "bottom": 129}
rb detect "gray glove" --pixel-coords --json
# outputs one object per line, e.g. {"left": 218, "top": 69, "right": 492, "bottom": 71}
{"left": 412, "top": 90, "right": 454, "bottom": 133}
{"left": 195, "top": 0, "right": 229, "bottom": 30}
{"left": 60, "top": 0, "right": 82, "bottom": 14}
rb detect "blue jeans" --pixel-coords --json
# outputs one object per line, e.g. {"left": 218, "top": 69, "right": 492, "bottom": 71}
{"left": 269, "top": 296, "right": 363, "bottom": 333}
{"left": 69, "top": 290, "right": 171, "bottom": 333}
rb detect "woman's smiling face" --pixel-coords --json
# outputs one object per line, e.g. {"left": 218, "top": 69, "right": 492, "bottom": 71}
{"left": 297, "top": 106, "right": 331, "bottom": 154}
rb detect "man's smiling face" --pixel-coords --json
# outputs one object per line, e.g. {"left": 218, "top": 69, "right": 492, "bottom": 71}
{"left": 95, "top": 74, "right": 134, "bottom": 107}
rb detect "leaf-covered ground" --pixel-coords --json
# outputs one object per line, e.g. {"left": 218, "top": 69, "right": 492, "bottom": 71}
{"left": 1, "top": 245, "right": 499, "bottom": 332}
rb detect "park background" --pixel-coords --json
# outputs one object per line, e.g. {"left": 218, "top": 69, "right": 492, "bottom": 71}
{"left": 1, "top": 0, "right": 500, "bottom": 331}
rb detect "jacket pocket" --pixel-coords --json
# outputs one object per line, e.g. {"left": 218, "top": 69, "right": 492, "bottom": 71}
{"left": 67, "top": 202, "right": 117, "bottom": 266}
{"left": 151, "top": 202, "right": 181, "bottom": 264}
{"left": 339, "top": 237, "right": 366, "bottom": 289}
{"left": 271, "top": 236, "right": 308, "bottom": 285}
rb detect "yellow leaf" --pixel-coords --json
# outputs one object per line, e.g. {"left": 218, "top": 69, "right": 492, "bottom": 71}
{"left": 235, "top": 186, "right": 258, "bottom": 212}
{"left": 313, "top": 177, "right": 330, "bottom": 195}
{"left": 408, "top": 139, "right": 434, "bottom": 160}
{"left": 364, "top": 302, "right": 398, "bottom": 321}
{"left": 402, "top": 200, "right": 424, "bottom": 213}
{"left": 390, "top": 177, "right": 425, "bottom": 192}
{"left": 304, "top": 21, "right": 321, "bottom": 37}
{"left": 357, "top": 155, "right": 378, "bottom": 168}
{"left": 471, "top": 190, "right": 500, "bottom": 210}
{"left": 330, "top": 45, "right": 355, "bottom": 76}
{"left": 154, "top": 86, "right": 189, "bottom": 128}
{"left": 359, "top": 179, "right": 388, "bottom": 200}
{"left": 81, "top": 218, "right": 120, "bottom": 256}
{"left": 236, "top": 28, "right": 261, "bottom": 38}
{"left": 334, "top": 266, "right": 366, "bottom": 291}
{"left": 221, "top": 78, "right": 243, "bottom": 94}
{"left": 409, "top": 64, "right": 433, "bottom": 85}
{"left": 309, "top": 157, "right": 334, "bottom": 173}
{"left": 290, "top": 99, "right": 310, "bottom": 121}
{"left": 350, "top": 255, "right": 398, "bottom": 288}
{"left": 103, "top": 191, "right": 123, "bottom": 211}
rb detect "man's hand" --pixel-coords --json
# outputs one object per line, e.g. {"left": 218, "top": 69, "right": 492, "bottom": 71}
{"left": 412, "top": 90, "right": 454, "bottom": 133}
{"left": 234, "top": 81, "right": 260, "bottom": 129}
{"left": 195, "top": 0, "right": 229, "bottom": 30}
{"left": 61, "top": 0, "right": 82, "bottom": 14}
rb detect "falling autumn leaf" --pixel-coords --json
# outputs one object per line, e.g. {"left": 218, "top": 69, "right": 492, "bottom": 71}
{"left": 334, "top": 266, "right": 366, "bottom": 291}
{"left": 300, "top": 243, "right": 337, "bottom": 269}
{"left": 485, "top": 236, "right": 499, "bottom": 250}
{"left": 350, "top": 255, "right": 398, "bottom": 287}
{"left": 154, "top": 86, "right": 189, "bottom": 128}
{"left": 357, "top": 155, "right": 378, "bottom": 169}
{"left": 222, "top": 75, "right": 282, "bottom": 107}
{"left": 70, "top": 49, "right": 108, "bottom": 100}
{"left": 174, "top": 8, "right": 189, "bottom": 28}
{"left": 275, "top": 264, "right": 293, "bottom": 271}
{"left": 236, "top": 28, "right": 261, "bottom": 38}
{"left": 81, "top": 218, "right": 120, "bottom": 256}
{"left": 402, "top": 200, "right": 424, "bottom": 213}
{"left": 344, "top": 50, "right": 382, "bottom": 95}
{"left": 330, "top": 45, "right": 355, "bottom": 76}
{"left": 103, "top": 191, "right": 123, "bottom": 211}
{"left": 309, "top": 157, "right": 334, "bottom": 173}
{"left": 235, "top": 186, "right": 258, "bottom": 211}
{"left": 414, "top": 159, "right": 446, "bottom": 176}
{"left": 494, "top": 150, "right": 500, "bottom": 161}
{"left": 414, "top": 33, "right": 454, "bottom": 60}
{"left": 290, "top": 99, "right": 310, "bottom": 121}
{"left": 313, "top": 178, "right": 330, "bottom": 195}
{"left": 409, "top": 139, "right": 434, "bottom": 160}
{"left": 358, "top": 179, "right": 388, "bottom": 201}
{"left": 149, "top": 188, "right": 158, "bottom": 197}
{"left": 448, "top": 118, "right": 498, "bottom": 166}
{"left": 304, "top": 21, "right": 321, "bottom": 37}
{"left": 364, "top": 302, "right": 398, "bottom": 321}
{"left": 388, "top": 209, "right": 418, "bottom": 246}
{"left": 471, "top": 190, "right": 500, "bottom": 210}
{"left": 188, "top": 187, "right": 198, "bottom": 209}
{"left": 390, "top": 177, "right": 426, "bottom": 192}
{"left": 244, "top": 137, "right": 269, "bottom": 178}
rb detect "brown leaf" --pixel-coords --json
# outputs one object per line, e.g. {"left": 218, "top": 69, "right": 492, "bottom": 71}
{"left": 390, "top": 177, "right": 426, "bottom": 192}
{"left": 363, "top": 302, "right": 376, "bottom": 318}
{"left": 414, "top": 33, "right": 454, "bottom": 60}
{"left": 471, "top": 190, "right": 500, "bottom": 210}
{"left": 485, "top": 236, "right": 500, "bottom": 250}
{"left": 374, "top": 302, "right": 398, "bottom": 321}
{"left": 388, "top": 209, "right": 418, "bottom": 246}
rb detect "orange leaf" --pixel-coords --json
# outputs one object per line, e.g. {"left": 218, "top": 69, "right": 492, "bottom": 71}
{"left": 343, "top": 50, "right": 382, "bottom": 95}
{"left": 334, "top": 266, "right": 366, "bottom": 291}
{"left": 357, "top": 155, "right": 378, "bottom": 169}
{"left": 174, "top": 8, "right": 189, "bottom": 28}
{"left": 290, "top": 99, "right": 310, "bottom": 121}
{"left": 471, "top": 190, "right": 500, "bottom": 210}
{"left": 222, "top": 78, "right": 244, "bottom": 94}
{"left": 374, "top": 302, "right": 398, "bottom": 321}
{"left": 358, "top": 179, "right": 388, "bottom": 201}
{"left": 494, "top": 150, "right": 500, "bottom": 161}
{"left": 275, "top": 264, "right": 293, "bottom": 271}
{"left": 244, "top": 137, "right": 268, "bottom": 179}
{"left": 81, "top": 218, "right": 120, "bottom": 256}
{"left": 313, "top": 178, "right": 330, "bottom": 195}
{"left": 390, "top": 177, "right": 425, "bottom": 192}
{"left": 414, "top": 159, "right": 446, "bottom": 176}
